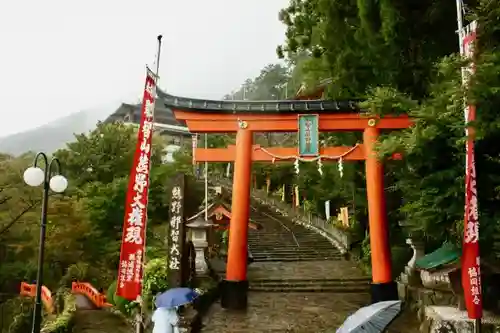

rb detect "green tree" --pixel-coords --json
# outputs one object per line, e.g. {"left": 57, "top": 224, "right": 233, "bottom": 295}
{"left": 54, "top": 122, "right": 164, "bottom": 188}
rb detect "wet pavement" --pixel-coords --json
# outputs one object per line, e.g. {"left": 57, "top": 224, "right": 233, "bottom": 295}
{"left": 202, "top": 292, "right": 370, "bottom": 333}
{"left": 200, "top": 197, "right": 421, "bottom": 332}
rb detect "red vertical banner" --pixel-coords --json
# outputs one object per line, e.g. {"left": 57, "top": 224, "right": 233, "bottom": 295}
{"left": 460, "top": 21, "right": 482, "bottom": 319}
{"left": 116, "top": 68, "right": 157, "bottom": 300}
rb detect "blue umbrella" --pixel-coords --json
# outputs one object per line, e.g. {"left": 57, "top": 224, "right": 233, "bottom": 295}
{"left": 337, "top": 300, "right": 402, "bottom": 333}
{"left": 155, "top": 288, "right": 199, "bottom": 309}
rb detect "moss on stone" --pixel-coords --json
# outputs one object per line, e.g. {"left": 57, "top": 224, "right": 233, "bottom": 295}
{"left": 41, "top": 292, "right": 77, "bottom": 333}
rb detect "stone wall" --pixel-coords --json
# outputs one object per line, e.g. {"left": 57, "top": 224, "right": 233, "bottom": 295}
{"left": 213, "top": 176, "right": 351, "bottom": 254}
{"left": 422, "top": 306, "right": 500, "bottom": 333}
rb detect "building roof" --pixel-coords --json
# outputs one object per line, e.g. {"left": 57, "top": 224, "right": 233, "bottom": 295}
{"left": 105, "top": 103, "right": 188, "bottom": 126}
{"left": 415, "top": 242, "right": 460, "bottom": 271}
{"left": 157, "top": 89, "right": 362, "bottom": 114}
{"left": 187, "top": 201, "right": 262, "bottom": 230}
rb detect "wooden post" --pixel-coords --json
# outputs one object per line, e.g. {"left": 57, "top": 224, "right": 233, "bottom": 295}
{"left": 363, "top": 126, "right": 398, "bottom": 302}
{"left": 221, "top": 127, "right": 253, "bottom": 310}
{"left": 167, "top": 174, "right": 187, "bottom": 288}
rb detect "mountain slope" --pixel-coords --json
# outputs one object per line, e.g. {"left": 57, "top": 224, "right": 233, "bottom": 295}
{"left": 0, "top": 109, "right": 109, "bottom": 156}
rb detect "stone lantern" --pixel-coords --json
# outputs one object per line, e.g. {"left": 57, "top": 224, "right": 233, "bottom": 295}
{"left": 186, "top": 217, "right": 215, "bottom": 275}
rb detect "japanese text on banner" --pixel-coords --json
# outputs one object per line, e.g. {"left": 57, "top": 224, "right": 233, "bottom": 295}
{"left": 460, "top": 21, "right": 482, "bottom": 320}
{"left": 116, "top": 68, "right": 156, "bottom": 300}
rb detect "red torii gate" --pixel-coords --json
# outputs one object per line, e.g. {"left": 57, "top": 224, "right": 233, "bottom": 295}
{"left": 158, "top": 90, "right": 412, "bottom": 310}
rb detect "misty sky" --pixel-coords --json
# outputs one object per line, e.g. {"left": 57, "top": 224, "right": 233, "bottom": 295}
{"left": 0, "top": 0, "right": 289, "bottom": 137}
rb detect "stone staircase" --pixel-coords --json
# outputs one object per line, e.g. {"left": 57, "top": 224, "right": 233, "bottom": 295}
{"left": 244, "top": 200, "right": 371, "bottom": 296}
{"left": 248, "top": 230, "right": 343, "bottom": 262}
{"left": 248, "top": 202, "right": 343, "bottom": 262}
{"left": 249, "top": 277, "right": 371, "bottom": 293}
{"left": 201, "top": 193, "right": 373, "bottom": 332}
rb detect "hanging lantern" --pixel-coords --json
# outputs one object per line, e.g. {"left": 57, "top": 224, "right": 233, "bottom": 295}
{"left": 294, "top": 159, "right": 300, "bottom": 175}
{"left": 294, "top": 186, "right": 300, "bottom": 207}
{"left": 317, "top": 158, "right": 323, "bottom": 176}
{"left": 338, "top": 157, "right": 344, "bottom": 178}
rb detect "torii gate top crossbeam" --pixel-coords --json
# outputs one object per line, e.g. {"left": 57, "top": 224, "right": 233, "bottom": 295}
{"left": 157, "top": 90, "right": 412, "bottom": 133}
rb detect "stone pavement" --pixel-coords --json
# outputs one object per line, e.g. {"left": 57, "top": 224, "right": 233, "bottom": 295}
{"left": 203, "top": 260, "right": 420, "bottom": 332}
{"left": 72, "top": 309, "right": 130, "bottom": 333}
{"left": 202, "top": 292, "right": 369, "bottom": 332}
{"left": 247, "top": 261, "right": 367, "bottom": 280}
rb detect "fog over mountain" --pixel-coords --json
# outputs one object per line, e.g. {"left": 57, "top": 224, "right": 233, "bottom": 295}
{"left": 0, "top": 108, "right": 112, "bottom": 156}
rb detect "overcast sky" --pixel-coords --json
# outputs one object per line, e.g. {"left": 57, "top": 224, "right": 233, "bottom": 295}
{"left": 0, "top": 0, "right": 289, "bottom": 137}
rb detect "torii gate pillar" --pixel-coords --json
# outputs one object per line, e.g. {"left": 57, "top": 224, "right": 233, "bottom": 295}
{"left": 363, "top": 126, "right": 398, "bottom": 302}
{"left": 220, "top": 125, "right": 253, "bottom": 310}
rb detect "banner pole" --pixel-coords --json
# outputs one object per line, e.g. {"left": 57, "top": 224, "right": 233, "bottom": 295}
{"left": 456, "top": 1, "right": 482, "bottom": 331}
{"left": 204, "top": 133, "right": 208, "bottom": 221}
{"left": 136, "top": 35, "right": 163, "bottom": 333}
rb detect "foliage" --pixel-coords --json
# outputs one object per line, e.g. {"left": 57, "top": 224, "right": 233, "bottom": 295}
{"left": 106, "top": 281, "right": 132, "bottom": 316}
{"left": 1, "top": 297, "right": 33, "bottom": 333}
{"left": 0, "top": 120, "right": 204, "bottom": 323}
{"left": 212, "top": 0, "right": 500, "bottom": 273}
{"left": 223, "top": 64, "right": 291, "bottom": 100}
{"left": 54, "top": 122, "right": 164, "bottom": 188}
{"left": 277, "top": 0, "right": 458, "bottom": 99}
{"left": 41, "top": 292, "right": 76, "bottom": 333}
{"left": 142, "top": 257, "right": 169, "bottom": 310}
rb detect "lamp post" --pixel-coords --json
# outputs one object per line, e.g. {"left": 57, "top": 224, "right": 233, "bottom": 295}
{"left": 23, "top": 152, "right": 68, "bottom": 333}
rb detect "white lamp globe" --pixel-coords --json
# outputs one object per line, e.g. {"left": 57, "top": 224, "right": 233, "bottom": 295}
{"left": 23, "top": 167, "right": 45, "bottom": 187}
{"left": 49, "top": 175, "right": 68, "bottom": 193}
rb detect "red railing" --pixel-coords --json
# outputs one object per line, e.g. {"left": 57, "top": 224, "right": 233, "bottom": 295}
{"left": 19, "top": 282, "right": 55, "bottom": 314}
{"left": 20, "top": 281, "right": 111, "bottom": 312}
{"left": 71, "top": 282, "right": 112, "bottom": 308}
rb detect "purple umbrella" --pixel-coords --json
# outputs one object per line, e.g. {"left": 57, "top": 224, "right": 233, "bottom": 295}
{"left": 155, "top": 288, "right": 199, "bottom": 309}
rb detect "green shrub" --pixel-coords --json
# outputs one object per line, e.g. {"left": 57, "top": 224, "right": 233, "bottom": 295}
{"left": 106, "top": 281, "right": 117, "bottom": 306}
{"left": 106, "top": 281, "right": 131, "bottom": 316}
{"left": 40, "top": 292, "right": 76, "bottom": 333}
{"left": 5, "top": 297, "right": 33, "bottom": 333}
{"left": 143, "top": 257, "right": 169, "bottom": 310}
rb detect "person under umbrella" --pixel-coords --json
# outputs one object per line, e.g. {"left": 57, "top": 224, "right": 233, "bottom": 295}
{"left": 152, "top": 306, "right": 179, "bottom": 333}
{"left": 152, "top": 288, "right": 200, "bottom": 333}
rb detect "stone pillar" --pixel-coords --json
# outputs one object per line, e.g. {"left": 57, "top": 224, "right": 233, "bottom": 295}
{"left": 400, "top": 238, "right": 424, "bottom": 286}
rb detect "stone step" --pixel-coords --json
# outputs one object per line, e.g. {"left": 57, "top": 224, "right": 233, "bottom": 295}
{"left": 251, "top": 254, "right": 342, "bottom": 259}
{"left": 250, "top": 278, "right": 371, "bottom": 283}
{"left": 248, "top": 286, "right": 371, "bottom": 293}
{"left": 248, "top": 237, "right": 331, "bottom": 242}
{"left": 253, "top": 256, "right": 343, "bottom": 262}
{"left": 250, "top": 250, "right": 340, "bottom": 255}
{"left": 249, "top": 238, "right": 330, "bottom": 242}
{"left": 249, "top": 245, "right": 339, "bottom": 250}
{"left": 249, "top": 239, "right": 332, "bottom": 243}
{"left": 248, "top": 232, "right": 328, "bottom": 237}
{"left": 248, "top": 242, "right": 334, "bottom": 247}
{"left": 250, "top": 245, "right": 335, "bottom": 250}
{"left": 248, "top": 278, "right": 371, "bottom": 292}
{"left": 251, "top": 255, "right": 343, "bottom": 260}
{"left": 249, "top": 232, "right": 321, "bottom": 237}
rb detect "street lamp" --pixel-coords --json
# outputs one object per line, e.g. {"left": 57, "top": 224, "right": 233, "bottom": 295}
{"left": 23, "top": 152, "right": 68, "bottom": 333}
